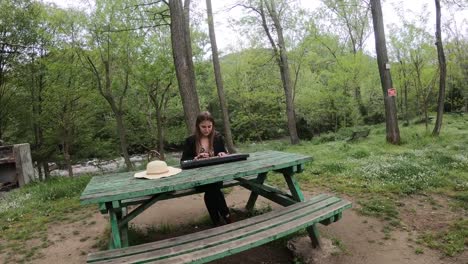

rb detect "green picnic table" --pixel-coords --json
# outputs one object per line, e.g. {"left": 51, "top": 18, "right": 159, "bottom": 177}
{"left": 80, "top": 150, "right": 351, "bottom": 264}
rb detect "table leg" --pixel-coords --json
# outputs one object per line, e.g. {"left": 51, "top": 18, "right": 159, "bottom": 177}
{"left": 109, "top": 208, "right": 122, "bottom": 249}
{"left": 282, "top": 167, "right": 305, "bottom": 202}
{"left": 108, "top": 201, "right": 130, "bottom": 249}
{"left": 245, "top": 172, "right": 267, "bottom": 211}
{"left": 283, "top": 166, "right": 321, "bottom": 248}
{"left": 121, "top": 207, "right": 129, "bottom": 247}
{"left": 306, "top": 225, "right": 321, "bottom": 248}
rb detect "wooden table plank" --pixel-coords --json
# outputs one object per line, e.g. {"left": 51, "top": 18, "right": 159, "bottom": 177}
{"left": 80, "top": 151, "right": 312, "bottom": 205}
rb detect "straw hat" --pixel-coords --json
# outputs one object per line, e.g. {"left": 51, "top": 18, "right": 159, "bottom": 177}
{"left": 134, "top": 160, "right": 181, "bottom": 179}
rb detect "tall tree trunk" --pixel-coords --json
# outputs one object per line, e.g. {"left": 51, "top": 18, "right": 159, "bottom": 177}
{"left": 155, "top": 109, "right": 165, "bottom": 160}
{"left": 114, "top": 110, "right": 132, "bottom": 170}
{"left": 148, "top": 79, "right": 172, "bottom": 161}
{"left": 206, "top": 0, "right": 236, "bottom": 153}
{"left": 432, "top": 0, "right": 446, "bottom": 136}
{"left": 370, "top": 0, "right": 400, "bottom": 144}
{"left": 404, "top": 78, "right": 409, "bottom": 126}
{"left": 169, "top": 0, "right": 200, "bottom": 133}
{"left": 41, "top": 161, "right": 49, "bottom": 179}
{"left": 183, "top": 0, "right": 198, "bottom": 100}
{"left": 262, "top": 0, "right": 299, "bottom": 144}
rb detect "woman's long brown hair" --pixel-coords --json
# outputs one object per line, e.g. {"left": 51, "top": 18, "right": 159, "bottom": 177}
{"left": 195, "top": 111, "right": 216, "bottom": 156}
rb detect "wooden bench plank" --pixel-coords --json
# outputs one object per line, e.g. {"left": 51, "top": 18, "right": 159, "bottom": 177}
{"left": 158, "top": 201, "right": 351, "bottom": 264}
{"left": 88, "top": 195, "right": 350, "bottom": 263}
{"left": 87, "top": 194, "right": 331, "bottom": 262}
{"left": 90, "top": 199, "right": 351, "bottom": 264}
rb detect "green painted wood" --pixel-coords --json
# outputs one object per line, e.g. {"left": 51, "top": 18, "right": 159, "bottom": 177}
{"left": 80, "top": 151, "right": 312, "bottom": 205}
{"left": 108, "top": 233, "right": 114, "bottom": 250}
{"left": 112, "top": 200, "right": 120, "bottom": 209}
{"left": 245, "top": 173, "right": 267, "bottom": 211}
{"left": 283, "top": 172, "right": 305, "bottom": 202}
{"left": 99, "top": 203, "right": 107, "bottom": 214}
{"left": 88, "top": 199, "right": 351, "bottom": 264}
{"left": 335, "top": 212, "right": 342, "bottom": 222}
{"left": 237, "top": 178, "right": 296, "bottom": 206}
{"left": 121, "top": 207, "right": 129, "bottom": 248}
{"left": 109, "top": 209, "right": 122, "bottom": 249}
{"left": 319, "top": 215, "right": 335, "bottom": 226}
{"left": 307, "top": 225, "right": 321, "bottom": 249}
{"left": 120, "top": 176, "right": 257, "bottom": 208}
{"left": 87, "top": 194, "right": 333, "bottom": 262}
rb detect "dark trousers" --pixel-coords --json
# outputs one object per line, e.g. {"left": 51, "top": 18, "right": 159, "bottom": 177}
{"left": 196, "top": 182, "right": 229, "bottom": 225}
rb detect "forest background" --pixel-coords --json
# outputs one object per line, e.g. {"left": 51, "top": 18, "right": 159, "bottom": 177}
{"left": 0, "top": 0, "right": 467, "bottom": 179}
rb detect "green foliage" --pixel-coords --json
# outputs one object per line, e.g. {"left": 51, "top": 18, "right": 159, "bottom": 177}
{"left": 357, "top": 198, "right": 399, "bottom": 220}
{"left": 419, "top": 219, "right": 468, "bottom": 256}
{"left": 222, "top": 49, "right": 286, "bottom": 141}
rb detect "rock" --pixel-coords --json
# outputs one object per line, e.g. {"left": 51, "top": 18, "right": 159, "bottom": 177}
{"left": 287, "top": 236, "right": 340, "bottom": 264}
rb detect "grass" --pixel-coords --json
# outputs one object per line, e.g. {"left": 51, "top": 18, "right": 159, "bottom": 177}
{"left": 0, "top": 175, "right": 92, "bottom": 262}
{"left": 237, "top": 113, "right": 468, "bottom": 256}
{"left": 418, "top": 219, "right": 468, "bottom": 256}
{"left": 0, "top": 114, "right": 466, "bottom": 260}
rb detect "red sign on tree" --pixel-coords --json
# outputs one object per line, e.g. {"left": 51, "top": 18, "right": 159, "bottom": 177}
{"left": 388, "top": 88, "right": 397, "bottom": 97}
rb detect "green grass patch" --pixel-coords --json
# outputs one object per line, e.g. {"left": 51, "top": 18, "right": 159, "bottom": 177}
{"left": 0, "top": 175, "right": 92, "bottom": 258}
{"left": 357, "top": 197, "right": 399, "bottom": 221}
{"left": 418, "top": 219, "right": 468, "bottom": 256}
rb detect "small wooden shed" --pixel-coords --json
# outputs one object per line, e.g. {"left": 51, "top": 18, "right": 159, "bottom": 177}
{"left": 0, "top": 143, "right": 36, "bottom": 189}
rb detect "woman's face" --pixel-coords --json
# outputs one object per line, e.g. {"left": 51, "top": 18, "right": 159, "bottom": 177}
{"left": 198, "top": 120, "right": 213, "bottom": 137}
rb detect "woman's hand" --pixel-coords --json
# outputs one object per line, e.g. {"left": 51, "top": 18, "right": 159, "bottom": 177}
{"left": 195, "top": 152, "right": 210, "bottom": 160}
{"left": 217, "top": 152, "right": 228, "bottom": 157}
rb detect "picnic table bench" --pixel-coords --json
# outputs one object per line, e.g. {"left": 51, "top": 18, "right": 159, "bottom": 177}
{"left": 87, "top": 194, "right": 351, "bottom": 264}
{"left": 80, "top": 150, "right": 352, "bottom": 263}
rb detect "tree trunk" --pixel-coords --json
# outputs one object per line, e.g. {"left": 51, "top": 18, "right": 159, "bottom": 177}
{"left": 206, "top": 0, "right": 236, "bottom": 153}
{"left": 183, "top": 0, "right": 198, "bottom": 101}
{"left": 155, "top": 109, "right": 165, "bottom": 160}
{"left": 63, "top": 137, "right": 73, "bottom": 177}
{"left": 41, "top": 161, "right": 49, "bottom": 179}
{"left": 114, "top": 110, "right": 133, "bottom": 170}
{"left": 263, "top": 0, "right": 300, "bottom": 144}
{"left": 370, "top": 0, "right": 400, "bottom": 144}
{"left": 432, "top": 0, "right": 446, "bottom": 136}
{"left": 169, "top": 0, "right": 200, "bottom": 133}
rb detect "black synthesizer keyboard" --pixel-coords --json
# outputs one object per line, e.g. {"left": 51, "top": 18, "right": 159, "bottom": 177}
{"left": 180, "top": 153, "right": 250, "bottom": 169}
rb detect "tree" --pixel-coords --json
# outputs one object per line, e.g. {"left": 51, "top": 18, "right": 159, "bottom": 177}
{"left": 205, "top": 0, "right": 236, "bottom": 153}
{"left": 240, "top": 0, "right": 300, "bottom": 144}
{"left": 432, "top": 0, "right": 447, "bottom": 136}
{"left": 0, "top": 0, "right": 38, "bottom": 140}
{"left": 85, "top": 0, "right": 141, "bottom": 170}
{"left": 41, "top": 8, "right": 91, "bottom": 177}
{"left": 320, "top": 0, "right": 372, "bottom": 115}
{"left": 169, "top": 0, "right": 201, "bottom": 133}
{"left": 134, "top": 28, "right": 177, "bottom": 160}
{"left": 370, "top": 0, "right": 400, "bottom": 144}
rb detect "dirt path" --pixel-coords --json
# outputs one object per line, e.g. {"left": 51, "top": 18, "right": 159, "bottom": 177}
{"left": 7, "top": 187, "right": 465, "bottom": 264}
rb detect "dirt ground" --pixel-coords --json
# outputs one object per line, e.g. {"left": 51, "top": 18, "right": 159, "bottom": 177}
{"left": 3, "top": 187, "right": 467, "bottom": 264}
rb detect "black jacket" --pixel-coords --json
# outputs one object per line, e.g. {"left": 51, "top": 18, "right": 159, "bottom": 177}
{"left": 181, "top": 132, "right": 227, "bottom": 162}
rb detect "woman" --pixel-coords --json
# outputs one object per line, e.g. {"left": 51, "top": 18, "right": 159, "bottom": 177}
{"left": 181, "top": 111, "right": 232, "bottom": 226}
